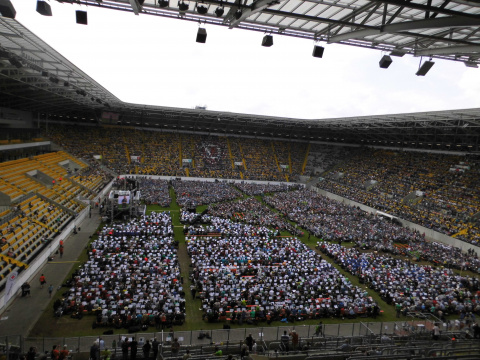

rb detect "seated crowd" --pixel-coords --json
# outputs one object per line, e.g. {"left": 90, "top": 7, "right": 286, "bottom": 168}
{"left": 264, "top": 189, "right": 423, "bottom": 244}
{"left": 137, "top": 178, "right": 171, "bottom": 207}
{"left": 207, "top": 197, "right": 303, "bottom": 236}
{"left": 318, "top": 242, "right": 480, "bottom": 319}
{"left": 234, "top": 182, "right": 300, "bottom": 196}
{"left": 318, "top": 149, "right": 480, "bottom": 245}
{"left": 187, "top": 217, "right": 380, "bottom": 323}
{"left": 172, "top": 180, "right": 239, "bottom": 208}
{"left": 55, "top": 212, "right": 186, "bottom": 329}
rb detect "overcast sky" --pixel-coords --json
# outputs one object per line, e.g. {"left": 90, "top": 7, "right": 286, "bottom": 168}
{"left": 13, "top": 0, "right": 480, "bottom": 119}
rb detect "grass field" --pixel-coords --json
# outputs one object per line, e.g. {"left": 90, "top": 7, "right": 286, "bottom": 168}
{"left": 28, "top": 186, "right": 477, "bottom": 337}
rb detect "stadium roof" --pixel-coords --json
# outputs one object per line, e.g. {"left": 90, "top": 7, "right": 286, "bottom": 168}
{"left": 0, "top": 15, "right": 479, "bottom": 151}
{"left": 53, "top": 0, "right": 480, "bottom": 66}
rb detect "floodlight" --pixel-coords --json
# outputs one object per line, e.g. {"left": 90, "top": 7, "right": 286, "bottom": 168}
{"left": 76, "top": 10, "right": 87, "bottom": 25}
{"left": 214, "top": 6, "right": 224, "bottom": 17}
{"left": 379, "top": 55, "right": 392, "bottom": 69}
{"left": 416, "top": 60, "right": 434, "bottom": 76}
{"left": 312, "top": 45, "right": 324, "bottom": 58}
{"left": 197, "top": 3, "right": 208, "bottom": 14}
{"left": 36, "top": 0, "right": 52, "bottom": 16}
{"left": 262, "top": 35, "right": 273, "bottom": 47}
{"left": 178, "top": 1, "right": 189, "bottom": 11}
{"left": 196, "top": 28, "right": 207, "bottom": 43}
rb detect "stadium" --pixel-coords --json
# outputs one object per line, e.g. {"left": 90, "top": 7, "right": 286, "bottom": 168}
{"left": 0, "top": 1, "right": 480, "bottom": 360}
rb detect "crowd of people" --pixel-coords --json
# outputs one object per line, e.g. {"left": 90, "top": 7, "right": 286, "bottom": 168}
{"left": 172, "top": 180, "right": 240, "bottom": 208}
{"left": 264, "top": 189, "right": 423, "bottom": 245}
{"left": 187, "top": 217, "right": 380, "bottom": 323}
{"left": 318, "top": 242, "right": 480, "bottom": 319}
{"left": 44, "top": 125, "right": 307, "bottom": 182}
{"left": 54, "top": 212, "right": 185, "bottom": 329}
{"left": 318, "top": 149, "right": 480, "bottom": 245}
{"left": 207, "top": 197, "right": 303, "bottom": 236}
{"left": 234, "top": 182, "right": 300, "bottom": 196}
{"left": 137, "top": 178, "right": 171, "bottom": 207}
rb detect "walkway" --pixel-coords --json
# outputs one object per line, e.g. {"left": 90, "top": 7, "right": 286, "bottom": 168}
{"left": 0, "top": 207, "right": 102, "bottom": 337}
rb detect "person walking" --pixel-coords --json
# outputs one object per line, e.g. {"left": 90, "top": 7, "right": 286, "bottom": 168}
{"left": 59, "top": 245, "right": 64, "bottom": 258}
{"left": 39, "top": 274, "right": 46, "bottom": 288}
{"left": 48, "top": 284, "right": 54, "bottom": 297}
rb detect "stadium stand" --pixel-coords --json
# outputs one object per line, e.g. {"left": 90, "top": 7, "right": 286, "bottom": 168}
{"left": 317, "top": 149, "right": 480, "bottom": 245}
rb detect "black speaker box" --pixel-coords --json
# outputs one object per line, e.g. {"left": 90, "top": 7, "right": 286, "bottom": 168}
{"left": 103, "top": 330, "right": 114, "bottom": 335}
{"left": 262, "top": 35, "right": 273, "bottom": 47}
{"left": 36, "top": 1, "right": 52, "bottom": 16}
{"left": 312, "top": 45, "right": 324, "bottom": 58}
{"left": 0, "top": 0, "right": 16, "bottom": 19}
{"left": 76, "top": 10, "right": 88, "bottom": 25}
{"left": 196, "top": 28, "right": 207, "bottom": 43}
{"left": 379, "top": 55, "right": 392, "bottom": 69}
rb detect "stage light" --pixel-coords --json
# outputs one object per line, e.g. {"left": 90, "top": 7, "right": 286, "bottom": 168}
{"left": 178, "top": 1, "right": 189, "bottom": 11}
{"left": 196, "top": 28, "right": 207, "bottom": 43}
{"left": 312, "top": 45, "right": 324, "bottom": 58}
{"left": 0, "top": 0, "right": 16, "bottom": 19}
{"left": 262, "top": 35, "right": 273, "bottom": 47}
{"left": 158, "top": 0, "right": 169, "bottom": 7}
{"left": 379, "top": 55, "right": 392, "bottom": 69}
{"left": 49, "top": 76, "right": 59, "bottom": 84}
{"left": 416, "top": 60, "right": 434, "bottom": 76}
{"left": 64, "top": 81, "right": 69, "bottom": 87}
{"left": 36, "top": 0, "right": 52, "bottom": 16}
{"left": 197, "top": 3, "right": 208, "bottom": 14}
{"left": 76, "top": 10, "right": 87, "bottom": 25}
{"left": 41, "top": 71, "right": 48, "bottom": 77}
{"left": 214, "top": 6, "right": 224, "bottom": 17}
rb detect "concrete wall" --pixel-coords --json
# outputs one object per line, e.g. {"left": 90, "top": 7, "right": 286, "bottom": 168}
{"left": 314, "top": 188, "right": 479, "bottom": 253}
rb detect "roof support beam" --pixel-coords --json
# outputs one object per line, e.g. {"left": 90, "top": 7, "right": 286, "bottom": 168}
{"left": 373, "top": 0, "right": 480, "bottom": 20}
{"left": 227, "top": 0, "right": 282, "bottom": 28}
{"left": 328, "top": 16, "right": 480, "bottom": 43}
{"left": 416, "top": 44, "right": 480, "bottom": 56}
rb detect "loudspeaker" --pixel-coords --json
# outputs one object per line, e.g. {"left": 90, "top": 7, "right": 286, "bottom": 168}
{"left": 0, "top": 0, "right": 16, "bottom": 19}
{"left": 312, "top": 45, "right": 324, "bottom": 58}
{"left": 262, "top": 35, "right": 273, "bottom": 47}
{"left": 76, "top": 10, "right": 88, "bottom": 25}
{"left": 103, "top": 330, "right": 114, "bottom": 335}
{"left": 196, "top": 28, "right": 207, "bottom": 43}
{"left": 379, "top": 55, "right": 392, "bottom": 69}
{"left": 36, "top": 1, "right": 52, "bottom": 16}
{"left": 223, "top": 324, "right": 230, "bottom": 330}
{"left": 416, "top": 60, "right": 435, "bottom": 76}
